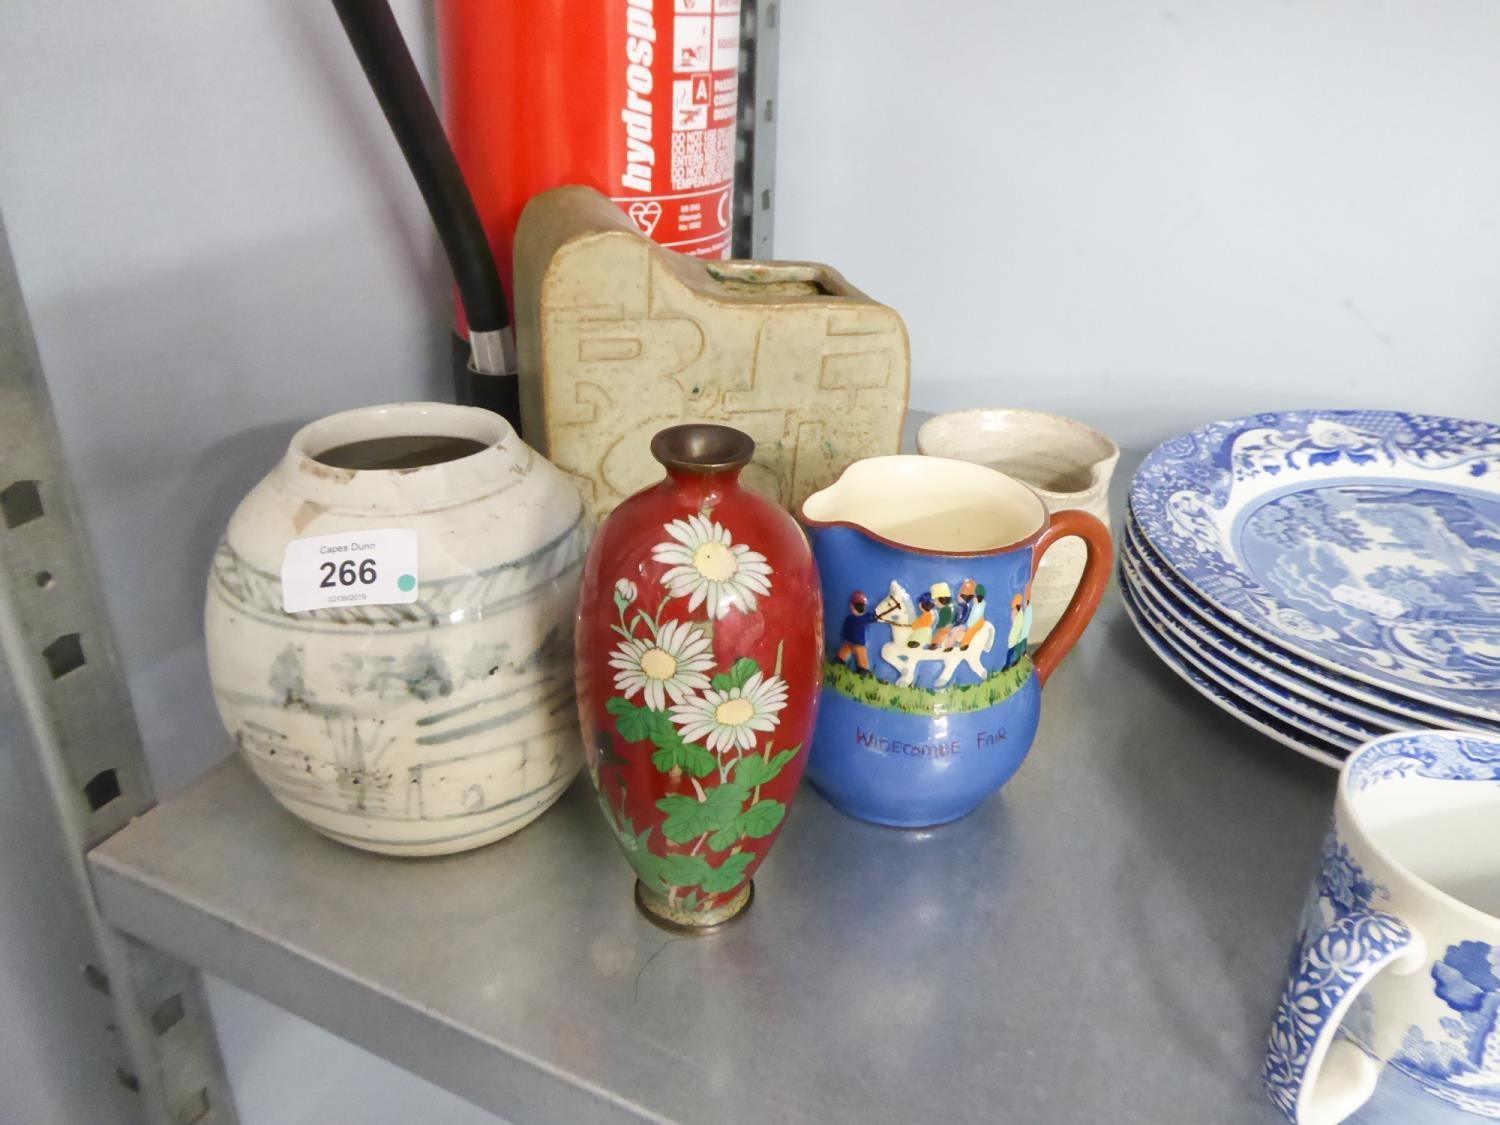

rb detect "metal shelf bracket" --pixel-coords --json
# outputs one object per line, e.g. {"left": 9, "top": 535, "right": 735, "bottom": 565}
{"left": 735, "top": 0, "right": 780, "bottom": 259}
{"left": 0, "top": 210, "right": 240, "bottom": 1125}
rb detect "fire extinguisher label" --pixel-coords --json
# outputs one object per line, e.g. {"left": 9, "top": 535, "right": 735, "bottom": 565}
{"left": 613, "top": 0, "right": 739, "bottom": 259}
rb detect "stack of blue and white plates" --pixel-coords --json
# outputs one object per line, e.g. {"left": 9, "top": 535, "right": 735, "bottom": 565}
{"left": 1121, "top": 409, "right": 1500, "bottom": 767}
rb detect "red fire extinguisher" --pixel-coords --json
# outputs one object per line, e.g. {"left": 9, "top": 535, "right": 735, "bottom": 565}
{"left": 437, "top": 0, "right": 743, "bottom": 331}
{"left": 331, "top": 0, "right": 745, "bottom": 435}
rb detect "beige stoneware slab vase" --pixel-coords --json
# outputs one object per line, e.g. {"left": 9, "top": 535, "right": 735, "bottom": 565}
{"left": 514, "top": 186, "right": 911, "bottom": 518}
{"left": 204, "top": 403, "right": 591, "bottom": 856}
{"left": 917, "top": 408, "right": 1119, "bottom": 641}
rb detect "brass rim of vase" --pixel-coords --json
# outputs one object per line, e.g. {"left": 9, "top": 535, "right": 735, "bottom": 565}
{"left": 650, "top": 423, "right": 756, "bottom": 475}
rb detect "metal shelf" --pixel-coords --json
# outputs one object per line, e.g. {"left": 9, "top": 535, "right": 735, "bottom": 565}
{"left": 88, "top": 597, "right": 1332, "bottom": 1125}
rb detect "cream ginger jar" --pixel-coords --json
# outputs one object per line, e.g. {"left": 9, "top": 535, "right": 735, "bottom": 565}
{"left": 205, "top": 403, "right": 591, "bottom": 855}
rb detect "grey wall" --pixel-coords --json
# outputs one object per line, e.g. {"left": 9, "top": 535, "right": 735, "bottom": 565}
{"left": 773, "top": 1, "right": 1500, "bottom": 447}
{"left": 2, "top": 0, "right": 1499, "bottom": 1122}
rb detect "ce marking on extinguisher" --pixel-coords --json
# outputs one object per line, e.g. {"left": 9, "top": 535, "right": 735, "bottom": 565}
{"left": 717, "top": 189, "right": 731, "bottom": 228}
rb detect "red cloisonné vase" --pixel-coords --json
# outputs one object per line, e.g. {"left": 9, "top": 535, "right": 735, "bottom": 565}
{"left": 575, "top": 424, "right": 822, "bottom": 932}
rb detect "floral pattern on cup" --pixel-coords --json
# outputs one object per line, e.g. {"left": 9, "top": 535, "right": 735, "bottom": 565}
{"left": 1264, "top": 730, "right": 1500, "bottom": 1123}
{"left": 1263, "top": 836, "right": 1410, "bottom": 1120}
{"left": 1397, "top": 941, "right": 1500, "bottom": 1114}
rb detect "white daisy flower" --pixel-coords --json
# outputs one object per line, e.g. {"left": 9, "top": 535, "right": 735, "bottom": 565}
{"left": 669, "top": 672, "right": 789, "bottom": 753}
{"left": 609, "top": 619, "right": 714, "bottom": 712}
{"left": 613, "top": 578, "right": 638, "bottom": 608}
{"left": 651, "top": 514, "right": 773, "bottom": 620}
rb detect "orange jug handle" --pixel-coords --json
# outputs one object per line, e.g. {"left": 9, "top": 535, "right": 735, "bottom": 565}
{"left": 1027, "top": 509, "right": 1114, "bottom": 684}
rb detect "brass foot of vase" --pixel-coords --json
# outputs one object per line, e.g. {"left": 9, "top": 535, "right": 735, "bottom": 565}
{"left": 634, "top": 881, "right": 753, "bottom": 936}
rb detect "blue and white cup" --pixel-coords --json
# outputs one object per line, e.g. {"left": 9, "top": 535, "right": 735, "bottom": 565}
{"left": 1264, "top": 730, "right": 1500, "bottom": 1124}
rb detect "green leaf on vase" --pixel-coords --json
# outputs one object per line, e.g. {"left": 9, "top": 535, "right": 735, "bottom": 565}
{"left": 707, "top": 798, "right": 786, "bottom": 850}
{"left": 620, "top": 825, "right": 668, "bottom": 887}
{"left": 700, "top": 850, "right": 755, "bottom": 893}
{"left": 711, "top": 657, "right": 760, "bottom": 692}
{"left": 646, "top": 714, "right": 717, "bottom": 778}
{"left": 650, "top": 741, "right": 716, "bottom": 778}
{"left": 606, "top": 697, "right": 652, "bottom": 743}
{"left": 658, "top": 852, "right": 712, "bottom": 889}
{"left": 656, "top": 782, "right": 748, "bottom": 842}
{"left": 732, "top": 746, "right": 799, "bottom": 789}
{"left": 736, "top": 799, "right": 786, "bottom": 839}
{"left": 706, "top": 823, "right": 739, "bottom": 852}
{"left": 633, "top": 853, "right": 670, "bottom": 889}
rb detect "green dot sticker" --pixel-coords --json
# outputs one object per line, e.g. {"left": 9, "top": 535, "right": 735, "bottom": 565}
{"left": 397, "top": 574, "right": 416, "bottom": 592}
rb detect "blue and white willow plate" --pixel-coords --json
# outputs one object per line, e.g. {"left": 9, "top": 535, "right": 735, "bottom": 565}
{"left": 1124, "top": 512, "right": 1500, "bottom": 736}
{"left": 1119, "top": 576, "right": 1345, "bottom": 767}
{"left": 1131, "top": 411, "right": 1500, "bottom": 722}
{"left": 1121, "top": 548, "right": 1372, "bottom": 748}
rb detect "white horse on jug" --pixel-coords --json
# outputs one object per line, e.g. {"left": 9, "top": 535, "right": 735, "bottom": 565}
{"left": 874, "top": 580, "right": 995, "bottom": 688}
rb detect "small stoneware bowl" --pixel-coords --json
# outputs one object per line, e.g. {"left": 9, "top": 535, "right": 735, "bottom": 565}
{"left": 917, "top": 409, "right": 1119, "bottom": 641}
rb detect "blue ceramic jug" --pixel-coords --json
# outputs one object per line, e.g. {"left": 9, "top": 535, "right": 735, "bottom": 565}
{"left": 800, "top": 455, "right": 1112, "bottom": 826}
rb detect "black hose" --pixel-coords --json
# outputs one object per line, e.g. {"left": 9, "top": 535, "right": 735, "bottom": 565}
{"left": 330, "top": 0, "right": 509, "bottom": 336}
{"left": 452, "top": 331, "right": 521, "bottom": 422}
